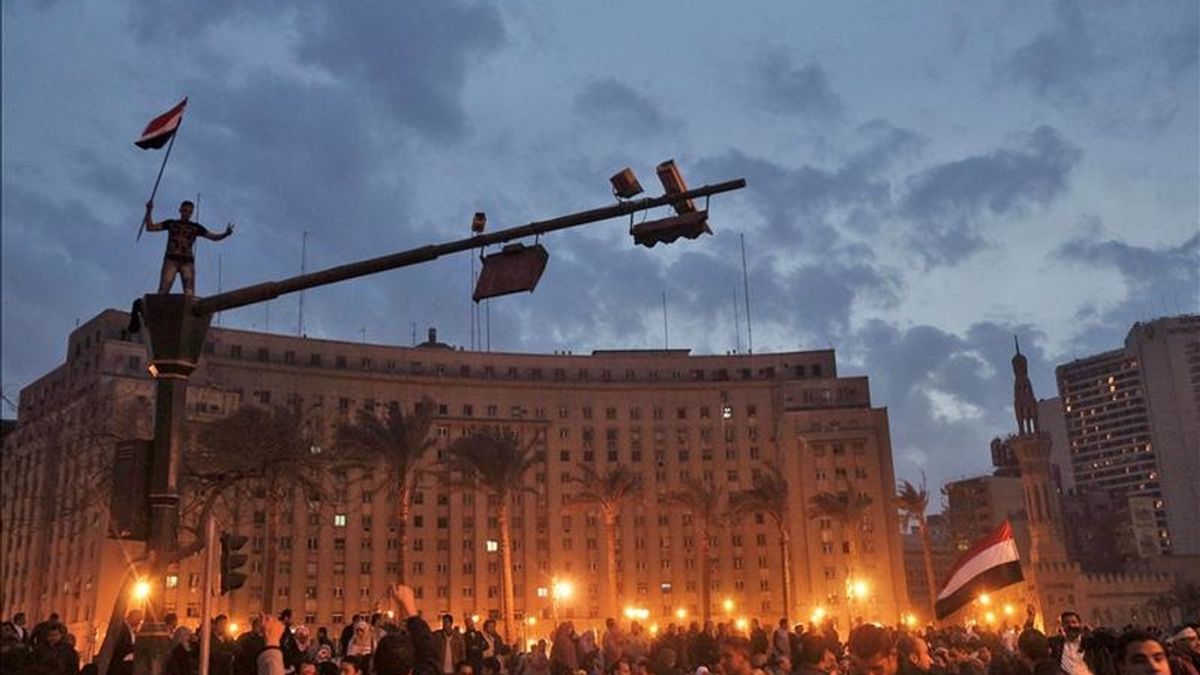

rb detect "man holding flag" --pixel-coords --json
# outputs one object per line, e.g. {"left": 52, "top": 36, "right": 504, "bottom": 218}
{"left": 143, "top": 199, "right": 233, "bottom": 295}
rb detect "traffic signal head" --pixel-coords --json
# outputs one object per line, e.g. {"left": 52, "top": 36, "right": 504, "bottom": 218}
{"left": 631, "top": 211, "right": 711, "bottom": 248}
{"left": 220, "top": 533, "right": 249, "bottom": 595}
{"left": 655, "top": 160, "right": 696, "bottom": 215}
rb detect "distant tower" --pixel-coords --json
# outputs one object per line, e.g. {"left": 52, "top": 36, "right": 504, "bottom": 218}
{"left": 1008, "top": 336, "right": 1076, "bottom": 629}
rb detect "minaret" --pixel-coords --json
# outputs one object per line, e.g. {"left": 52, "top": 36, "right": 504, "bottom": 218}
{"left": 1008, "top": 336, "right": 1076, "bottom": 628}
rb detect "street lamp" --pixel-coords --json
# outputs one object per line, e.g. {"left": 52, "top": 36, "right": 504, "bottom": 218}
{"left": 551, "top": 577, "right": 573, "bottom": 624}
{"left": 722, "top": 598, "right": 735, "bottom": 614}
{"left": 675, "top": 608, "right": 688, "bottom": 621}
{"left": 133, "top": 580, "right": 151, "bottom": 603}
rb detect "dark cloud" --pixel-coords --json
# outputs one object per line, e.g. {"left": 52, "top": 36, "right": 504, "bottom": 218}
{"left": 898, "top": 125, "right": 1081, "bottom": 266}
{"left": 754, "top": 51, "right": 842, "bottom": 120}
{"left": 573, "top": 78, "right": 670, "bottom": 137}
{"left": 294, "top": 3, "right": 505, "bottom": 142}
{"left": 997, "top": 0, "right": 1096, "bottom": 105}
{"left": 848, "top": 319, "right": 1056, "bottom": 490}
{"left": 1055, "top": 229, "right": 1200, "bottom": 349}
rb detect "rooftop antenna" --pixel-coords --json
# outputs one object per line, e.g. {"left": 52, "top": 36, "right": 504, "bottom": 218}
{"left": 740, "top": 232, "right": 754, "bottom": 355}
{"left": 216, "top": 254, "right": 223, "bottom": 327}
{"left": 298, "top": 230, "right": 308, "bottom": 336}
{"left": 662, "top": 290, "right": 669, "bottom": 349}
{"left": 733, "top": 286, "right": 742, "bottom": 354}
{"left": 412, "top": 322, "right": 417, "bottom": 346}
{"left": 1014, "top": 335, "right": 1021, "bottom": 354}
{"left": 360, "top": 326, "right": 367, "bottom": 344}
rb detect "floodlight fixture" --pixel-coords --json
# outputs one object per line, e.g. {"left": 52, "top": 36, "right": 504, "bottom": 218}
{"left": 610, "top": 167, "right": 644, "bottom": 199}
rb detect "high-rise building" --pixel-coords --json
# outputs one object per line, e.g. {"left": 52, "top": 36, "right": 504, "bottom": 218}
{"left": 1, "top": 309, "right": 908, "bottom": 656}
{"left": 1056, "top": 315, "right": 1200, "bottom": 555}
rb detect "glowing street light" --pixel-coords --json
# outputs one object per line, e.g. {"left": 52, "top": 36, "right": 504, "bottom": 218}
{"left": 675, "top": 608, "right": 688, "bottom": 621}
{"left": 722, "top": 598, "right": 735, "bottom": 613}
{"left": 527, "top": 616, "right": 538, "bottom": 626}
{"left": 902, "top": 613, "right": 917, "bottom": 627}
{"left": 471, "top": 614, "right": 481, "bottom": 624}
{"left": 979, "top": 593, "right": 992, "bottom": 606}
{"left": 228, "top": 622, "right": 240, "bottom": 636}
{"left": 984, "top": 611, "right": 997, "bottom": 624}
{"left": 811, "top": 607, "right": 827, "bottom": 624}
{"left": 553, "top": 580, "right": 574, "bottom": 600}
{"left": 132, "top": 580, "right": 151, "bottom": 602}
{"left": 735, "top": 617, "right": 749, "bottom": 631}
{"left": 850, "top": 580, "right": 869, "bottom": 599}
{"left": 1003, "top": 604, "right": 1015, "bottom": 617}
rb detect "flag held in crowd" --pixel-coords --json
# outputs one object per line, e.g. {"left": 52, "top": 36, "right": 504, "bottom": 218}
{"left": 135, "top": 97, "right": 187, "bottom": 149}
{"left": 935, "top": 520, "right": 1024, "bottom": 619}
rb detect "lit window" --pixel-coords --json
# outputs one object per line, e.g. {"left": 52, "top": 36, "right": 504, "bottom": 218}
{"left": 536, "top": 587, "right": 549, "bottom": 598}
{"left": 334, "top": 514, "right": 347, "bottom": 528}
{"left": 486, "top": 540, "right": 499, "bottom": 553}
{"left": 165, "top": 575, "right": 179, "bottom": 589}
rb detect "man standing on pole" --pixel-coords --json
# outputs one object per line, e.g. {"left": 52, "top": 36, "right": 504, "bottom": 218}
{"left": 143, "top": 199, "right": 233, "bottom": 295}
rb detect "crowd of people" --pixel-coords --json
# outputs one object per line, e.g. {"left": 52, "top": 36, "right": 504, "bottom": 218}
{"left": 2, "top": 594, "right": 1197, "bottom": 675}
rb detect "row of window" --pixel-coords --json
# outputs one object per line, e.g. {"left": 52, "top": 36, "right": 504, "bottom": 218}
{"left": 216, "top": 342, "right": 825, "bottom": 382}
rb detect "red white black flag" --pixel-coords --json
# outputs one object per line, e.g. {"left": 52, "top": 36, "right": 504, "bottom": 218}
{"left": 935, "top": 520, "right": 1024, "bottom": 619}
{"left": 135, "top": 98, "right": 187, "bottom": 149}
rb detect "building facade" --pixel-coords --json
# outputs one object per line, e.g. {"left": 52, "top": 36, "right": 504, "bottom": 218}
{"left": 1, "top": 309, "right": 908, "bottom": 654}
{"left": 1056, "top": 315, "right": 1200, "bottom": 555}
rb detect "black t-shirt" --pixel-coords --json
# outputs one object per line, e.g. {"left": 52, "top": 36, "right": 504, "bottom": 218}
{"left": 161, "top": 220, "right": 209, "bottom": 262}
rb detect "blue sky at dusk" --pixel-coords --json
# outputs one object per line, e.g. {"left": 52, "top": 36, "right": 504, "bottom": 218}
{"left": 3, "top": 1, "right": 1197, "bottom": 502}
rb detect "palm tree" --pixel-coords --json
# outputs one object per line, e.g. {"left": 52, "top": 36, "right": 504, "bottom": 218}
{"left": 193, "top": 404, "right": 331, "bottom": 614}
{"left": 665, "top": 477, "right": 728, "bottom": 622}
{"left": 443, "top": 426, "right": 541, "bottom": 642}
{"left": 730, "top": 462, "right": 794, "bottom": 622}
{"left": 337, "top": 398, "right": 436, "bottom": 585}
{"left": 567, "top": 464, "right": 644, "bottom": 619}
{"left": 806, "top": 489, "right": 874, "bottom": 589}
{"left": 896, "top": 476, "right": 938, "bottom": 616}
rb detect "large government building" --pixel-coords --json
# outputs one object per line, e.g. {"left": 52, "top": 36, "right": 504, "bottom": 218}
{"left": 1, "top": 309, "right": 907, "bottom": 658}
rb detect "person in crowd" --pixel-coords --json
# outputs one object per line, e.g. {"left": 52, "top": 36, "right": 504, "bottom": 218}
{"left": 11, "top": 612, "right": 30, "bottom": 644}
{"left": 108, "top": 609, "right": 143, "bottom": 675}
{"left": 210, "top": 614, "right": 237, "bottom": 675}
{"left": 898, "top": 634, "right": 933, "bottom": 675}
{"left": 340, "top": 656, "right": 365, "bottom": 675}
{"left": 313, "top": 644, "right": 338, "bottom": 675}
{"left": 164, "top": 626, "right": 198, "bottom": 675}
{"left": 605, "top": 619, "right": 627, "bottom": 667}
{"left": 436, "top": 615, "right": 468, "bottom": 675}
{"left": 1052, "top": 612, "right": 1094, "bottom": 675}
{"left": 483, "top": 619, "right": 510, "bottom": 664}
{"left": 774, "top": 620, "right": 793, "bottom": 661}
{"left": 797, "top": 632, "right": 838, "bottom": 675}
{"left": 551, "top": 622, "right": 580, "bottom": 675}
{"left": 1115, "top": 631, "right": 1170, "bottom": 675}
{"left": 32, "top": 611, "right": 61, "bottom": 647}
{"left": 31, "top": 622, "right": 80, "bottom": 675}
{"left": 719, "top": 637, "right": 755, "bottom": 675}
{"left": 347, "top": 618, "right": 376, "bottom": 658}
{"left": 466, "top": 616, "right": 489, "bottom": 672}
{"left": 341, "top": 614, "right": 362, "bottom": 657}
{"left": 848, "top": 624, "right": 897, "bottom": 675}
{"left": 235, "top": 616, "right": 267, "bottom": 675}
{"left": 1, "top": 620, "right": 32, "bottom": 673}
{"left": 1166, "top": 627, "right": 1199, "bottom": 675}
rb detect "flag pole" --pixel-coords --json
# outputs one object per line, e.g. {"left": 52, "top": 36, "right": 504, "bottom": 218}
{"left": 138, "top": 119, "right": 182, "bottom": 241}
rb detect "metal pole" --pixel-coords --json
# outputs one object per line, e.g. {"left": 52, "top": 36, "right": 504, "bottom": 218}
{"left": 199, "top": 512, "right": 216, "bottom": 675}
{"left": 192, "top": 179, "right": 746, "bottom": 317}
{"left": 740, "top": 233, "right": 753, "bottom": 355}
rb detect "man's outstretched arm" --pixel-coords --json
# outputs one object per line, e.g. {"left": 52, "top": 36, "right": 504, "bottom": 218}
{"left": 204, "top": 223, "right": 235, "bottom": 241}
{"left": 143, "top": 201, "right": 164, "bottom": 232}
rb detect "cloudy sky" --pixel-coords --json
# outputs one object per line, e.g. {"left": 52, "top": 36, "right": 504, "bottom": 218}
{"left": 3, "top": 1, "right": 1197, "bottom": 502}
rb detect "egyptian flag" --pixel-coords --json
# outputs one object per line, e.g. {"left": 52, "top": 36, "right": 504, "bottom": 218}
{"left": 135, "top": 98, "right": 187, "bottom": 149}
{"left": 934, "top": 520, "right": 1024, "bottom": 619}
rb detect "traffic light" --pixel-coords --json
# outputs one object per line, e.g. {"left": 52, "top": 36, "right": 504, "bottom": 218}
{"left": 631, "top": 211, "right": 711, "bottom": 248}
{"left": 219, "top": 533, "right": 249, "bottom": 595}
